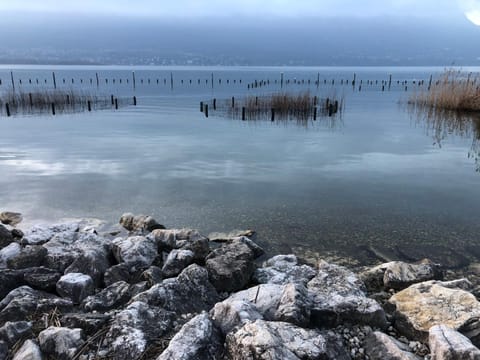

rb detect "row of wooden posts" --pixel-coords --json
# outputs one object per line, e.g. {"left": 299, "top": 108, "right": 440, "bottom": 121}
{"left": 199, "top": 96, "right": 340, "bottom": 121}
{"left": 0, "top": 71, "right": 445, "bottom": 92}
{"left": 2, "top": 94, "right": 137, "bottom": 117}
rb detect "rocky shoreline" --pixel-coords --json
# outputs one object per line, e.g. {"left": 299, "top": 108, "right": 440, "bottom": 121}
{"left": 1, "top": 211, "right": 479, "bottom": 359}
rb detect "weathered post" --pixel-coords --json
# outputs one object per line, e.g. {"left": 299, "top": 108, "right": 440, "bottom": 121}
{"left": 10, "top": 71, "right": 15, "bottom": 92}
{"left": 170, "top": 72, "right": 174, "bottom": 90}
{"left": 200, "top": 101, "right": 204, "bottom": 112}
{"left": 132, "top": 71, "right": 136, "bottom": 90}
{"left": 87, "top": 100, "right": 92, "bottom": 112}
{"left": 211, "top": 73, "right": 214, "bottom": 89}
{"left": 271, "top": 108, "right": 275, "bottom": 122}
{"left": 111, "top": 95, "right": 114, "bottom": 106}
{"left": 96, "top": 73, "right": 99, "bottom": 88}
{"left": 313, "top": 107, "right": 317, "bottom": 120}
{"left": 352, "top": 73, "right": 356, "bottom": 87}
{"left": 388, "top": 74, "right": 392, "bottom": 90}
{"left": 52, "top": 72, "right": 57, "bottom": 89}
{"left": 133, "top": 96, "right": 137, "bottom": 106}
{"left": 281, "top": 72, "right": 284, "bottom": 88}
{"left": 115, "top": 98, "right": 118, "bottom": 110}
{"left": 5, "top": 103, "right": 10, "bottom": 117}
{"left": 51, "top": 103, "right": 56, "bottom": 116}
{"left": 213, "top": 98, "right": 217, "bottom": 110}
{"left": 242, "top": 107, "right": 246, "bottom": 120}
{"left": 205, "top": 104, "right": 209, "bottom": 118}
{"left": 29, "top": 93, "right": 33, "bottom": 107}
{"left": 232, "top": 97, "right": 235, "bottom": 108}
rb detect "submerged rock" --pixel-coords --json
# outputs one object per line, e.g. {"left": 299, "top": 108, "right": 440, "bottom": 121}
{"left": 56, "top": 273, "right": 95, "bottom": 304}
{"left": 12, "top": 339, "right": 43, "bottom": 360}
{"left": 389, "top": 279, "right": 480, "bottom": 344}
{"left": 157, "top": 312, "right": 224, "bottom": 360}
{"left": 0, "top": 211, "right": 23, "bottom": 226}
{"left": 226, "top": 319, "right": 348, "bottom": 360}
{"left": 307, "top": 261, "right": 387, "bottom": 329}
{"left": 364, "top": 331, "right": 421, "bottom": 360}
{"left": 38, "top": 326, "right": 84, "bottom": 360}
{"left": 429, "top": 324, "right": 480, "bottom": 360}
{"left": 119, "top": 213, "right": 165, "bottom": 233}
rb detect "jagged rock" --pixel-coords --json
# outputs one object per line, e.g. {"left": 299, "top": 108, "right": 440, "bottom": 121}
{"left": 21, "top": 222, "right": 79, "bottom": 246}
{"left": 162, "top": 249, "right": 195, "bottom": 278}
{"left": 276, "top": 283, "right": 311, "bottom": 327}
{"left": 157, "top": 312, "right": 224, "bottom": 360}
{"left": 361, "top": 259, "right": 441, "bottom": 291}
{"left": 211, "top": 299, "right": 263, "bottom": 335}
{"left": 226, "top": 320, "right": 348, "bottom": 360}
{"left": 140, "top": 266, "right": 163, "bottom": 286}
{"left": 11, "top": 229, "right": 24, "bottom": 239}
{"left": 233, "top": 236, "right": 264, "bottom": 258}
{"left": 307, "top": 261, "right": 387, "bottom": 329}
{"left": 389, "top": 279, "right": 480, "bottom": 344}
{"left": 64, "top": 248, "right": 110, "bottom": 287}
{"left": 0, "top": 269, "right": 24, "bottom": 299}
{"left": 56, "top": 273, "right": 94, "bottom": 304}
{"left": 429, "top": 324, "right": 480, "bottom": 360}
{"left": 12, "top": 339, "right": 42, "bottom": 360}
{"left": 150, "top": 229, "right": 209, "bottom": 260}
{"left": 38, "top": 326, "right": 84, "bottom": 360}
{"left": 254, "top": 254, "right": 317, "bottom": 286}
{"left": 228, "top": 284, "right": 284, "bottom": 320}
{"left": 107, "top": 301, "right": 174, "bottom": 360}
{"left": 23, "top": 267, "right": 62, "bottom": 292}
{"left": 119, "top": 213, "right": 165, "bottom": 233}
{"left": 176, "top": 236, "right": 210, "bottom": 262}
{"left": 0, "top": 242, "right": 21, "bottom": 268}
{"left": 364, "top": 331, "right": 421, "bottom": 360}
{"left": 0, "top": 224, "right": 14, "bottom": 248}
{"left": 0, "top": 286, "right": 72, "bottom": 323}
{"left": 111, "top": 236, "right": 158, "bottom": 267}
{"left": 104, "top": 263, "right": 137, "bottom": 286}
{"left": 7, "top": 245, "right": 47, "bottom": 269}
{"left": 62, "top": 313, "right": 111, "bottom": 336}
{"left": 0, "top": 321, "right": 32, "bottom": 347}
{"left": 0, "top": 212, "right": 23, "bottom": 226}
{"left": 133, "top": 264, "right": 220, "bottom": 314}
{"left": 148, "top": 229, "right": 178, "bottom": 250}
{"left": 205, "top": 239, "right": 256, "bottom": 292}
{"left": 81, "top": 281, "right": 131, "bottom": 312}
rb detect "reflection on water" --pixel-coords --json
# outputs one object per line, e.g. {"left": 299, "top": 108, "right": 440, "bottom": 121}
{"left": 410, "top": 105, "right": 480, "bottom": 172}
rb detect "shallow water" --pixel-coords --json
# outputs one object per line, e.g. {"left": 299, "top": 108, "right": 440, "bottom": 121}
{"left": 0, "top": 65, "right": 479, "bottom": 265}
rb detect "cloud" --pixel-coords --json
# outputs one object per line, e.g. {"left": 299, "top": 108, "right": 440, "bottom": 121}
{"left": 0, "top": 0, "right": 463, "bottom": 18}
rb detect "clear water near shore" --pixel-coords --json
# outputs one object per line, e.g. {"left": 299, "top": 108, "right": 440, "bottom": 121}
{"left": 0, "top": 65, "right": 479, "bottom": 266}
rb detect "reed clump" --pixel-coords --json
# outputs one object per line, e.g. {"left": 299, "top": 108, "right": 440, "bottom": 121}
{"left": 410, "top": 69, "right": 480, "bottom": 112}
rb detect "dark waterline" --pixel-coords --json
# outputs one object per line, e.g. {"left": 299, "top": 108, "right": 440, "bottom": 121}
{"left": 0, "top": 66, "right": 479, "bottom": 266}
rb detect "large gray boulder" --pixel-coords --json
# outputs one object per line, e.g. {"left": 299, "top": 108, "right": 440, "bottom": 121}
{"left": 0, "top": 242, "right": 21, "bottom": 268}
{"left": 149, "top": 228, "right": 210, "bottom": 261}
{"left": 133, "top": 264, "right": 220, "bottom": 315}
{"left": 157, "top": 312, "right": 223, "bottom": 360}
{"left": 429, "top": 324, "right": 480, "bottom": 360}
{"left": 64, "top": 247, "right": 110, "bottom": 287}
{"left": 61, "top": 312, "right": 111, "bottom": 336}
{"left": 361, "top": 259, "right": 441, "bottom": 291}
{"left": 106, "top": 301, "right": 174, "bottom": 360}
{"left": 7, "top": 245, "right": 47, "bottom": 269}
{"left": 38, "top": 326, "right": 84, "bottom": 360}
{"left": 12, "top": 339, "right": 43, "bottom": 360}
{"left": 0, "top": 286, "right": 72, "bottom": 324}
{"left": 21, "top": 222, "right": 79, "bottom": 246}
{"left": 253, "top": 254, "right": 316, "bottom": 286}
{"left": 161, "top": 249, "right": 195, "bottom": 278}
{"left": 0, "top": 224, "right": 14, "bottom": 248}
{"left": 210, "top": 299, "right": 263, "bottom": 335}
{"left": 205, "top": 238, "right": 256, "bottom": 292}
{"left": 56, "top": 273, "right": 95, "bottom": 304}
{"left": 388, "top": 279, "right": 480, "bottom": 344}
{"left": 111, "top": 236, "right": 158, "bottom": 267}
{"left": 81, "top": 281, "right": 131, "bottom": 312}
{"left": 307, "top": 261, "right": 387, "bottom": 328}
{"left": 226, "top": 320, "right": 348, "bottom": 360}
{"left": 0, "top": 269, "right": 25, "bottom": 300}
{"left": 119, "top": 213, "right": 165, "bottom": 233}
{"left": 23, "top": 267, "right": 62, "bottom": 292}
{"left": 364, "top": 331, "right": 421, "bottom": 360}
{"left": 0, "top": 321, "right": 32, "bottom": 347}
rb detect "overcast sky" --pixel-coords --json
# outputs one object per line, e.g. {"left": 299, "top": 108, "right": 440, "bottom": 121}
{"left": 0, "top": 0, "right": 475, "bottom": 19}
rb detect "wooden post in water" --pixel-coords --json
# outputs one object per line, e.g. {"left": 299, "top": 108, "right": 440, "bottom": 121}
{"left": 95, "top": 73, "right": 99, "bottom": 88}
{"left": 271, "top": 108, "right": 275, "bottom": 122}
{"left": 10, "top": 72, "right": 15, "bottom": 92}
{"left": 51, "top": 103, "right": 56, "bottom": 116}
{"left": 205, "top": 104, "right": 209, "bottom": 118}
{"left": 428, "top": 75, "right": 433, "bottom": 90}
{"left": 313, "top": 107, "right": 317, "bottom": 120}
{"left": 388, "top": 74, "right": 392, "bottom": 90}
{"left": 281, "top": 72, "right": 284, "bottom": 88}
{"left": 132, "top": 72, "right": 136, "bottom": 90}
{"left": 87, "top": 100, "right": 92, "bottom": 112}
{"left": 5, "top": 103, "right": 10, "bottom": 117}
{"left": 200, "top": 101, "right": 204, "bottom": 112}
{"left": 52, "top": 72, "right": 57, "bottom": 89}
{"left": 133, "top": 96, "right": 137, "bottom": 106}
{"left": 232, "top": 97, "right": 235, "bottom": 108}
{"left": 170, "top": 72, "right": 174, "bottom": 91}
{"left": 111, "top": 95, "right": 114, "bottom": 106}
{"left": 211, "top": 73, "right": 214, "bottom": 89}
{"left": 29, "top": 93, "right": 33, "bottom": 108}
{"left": 242, "top": 107, "right": 246, "bottom": 120}
{"left": 213, "top": 98, "right": 216, "bottom": 110}
{"left": 115, "top": 98, "right": 118, "bottom": 110}
{"left": 352, "top": 73, "right": 356, "bottom": 87}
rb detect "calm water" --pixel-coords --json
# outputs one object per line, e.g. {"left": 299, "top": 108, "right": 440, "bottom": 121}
{"left": 0, "top": 65, "right": 479, "bottom": 266}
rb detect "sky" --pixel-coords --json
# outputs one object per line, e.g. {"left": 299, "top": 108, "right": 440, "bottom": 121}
{"left": 0, "top": 0, "right": 476, "bottom": 20}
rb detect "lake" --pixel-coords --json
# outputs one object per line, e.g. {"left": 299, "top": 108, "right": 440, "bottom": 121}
{"left": 0, "top": 65, "right": 479, "bottom": 267}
